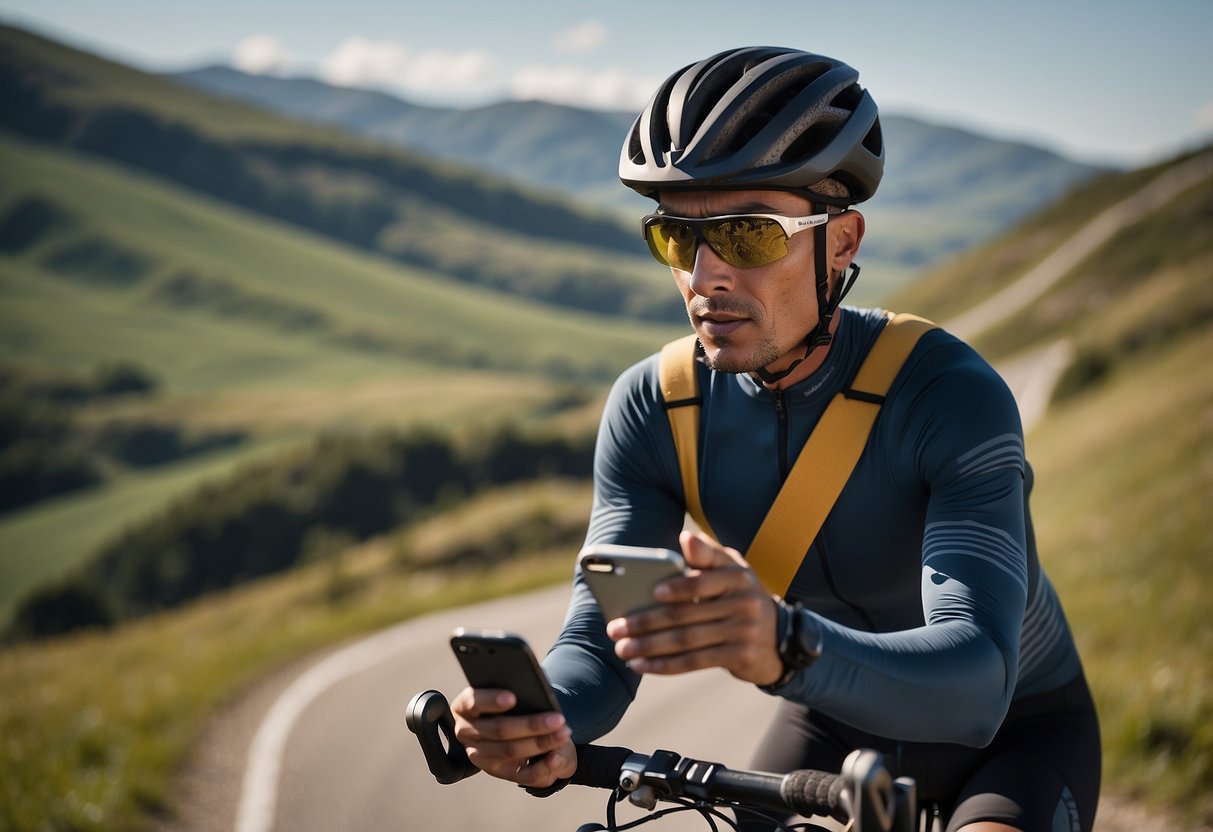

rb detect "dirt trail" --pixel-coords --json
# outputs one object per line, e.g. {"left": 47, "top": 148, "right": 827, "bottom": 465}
{"left": 948, "top": 151, "right": 1211, "bottom": 433}
{"left": 946, "top": 153, "right": 1211, "bottom": 342}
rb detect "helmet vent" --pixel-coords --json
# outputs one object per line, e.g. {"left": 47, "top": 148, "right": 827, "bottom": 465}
{"left": 718, "top": 82, "right": 803, "bottom": 159}
{"left": 627, "top": 129, "right": 645, "bottom": 165}
{"left": 780, "top": 122, "right": 829, "bottom": 164}
{"left": 862, "top": 121, "right": 883, "bottom": 156}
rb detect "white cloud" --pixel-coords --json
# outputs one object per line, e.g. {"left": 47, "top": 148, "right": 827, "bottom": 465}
{"left": 1196, "top": 98, "right": 1213, "bottom": 131}
{"left": 318, "top": 37, "right": 496, "bottom": 96}
{"left": 554, "top": 20, "right": 609, "bottom": 53}
{"left": 232, "top": 35, "right": 290, "bottom": 75}
{"left": 509, "top": 64, "right": 660, "bottom": 111}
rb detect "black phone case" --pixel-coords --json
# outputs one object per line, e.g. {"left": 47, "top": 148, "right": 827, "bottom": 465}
{"left": 449, "top": 630, "right": 560, "bottom": 715}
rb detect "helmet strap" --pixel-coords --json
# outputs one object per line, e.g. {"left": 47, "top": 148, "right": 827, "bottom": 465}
{"left": 754, "top": 216, "right": 859, "bottom": 385}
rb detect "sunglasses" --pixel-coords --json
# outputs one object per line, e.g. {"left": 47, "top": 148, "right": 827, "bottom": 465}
{"left": 641, "top": 212, "right": 830, "bottom": 271}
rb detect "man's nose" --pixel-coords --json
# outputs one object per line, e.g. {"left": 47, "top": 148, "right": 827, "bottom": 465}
{"left": 686, "top": 241, "right": 737, "bottom": 297}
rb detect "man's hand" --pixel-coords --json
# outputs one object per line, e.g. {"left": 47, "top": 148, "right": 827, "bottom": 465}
{"left": 607, "top": 529, "right": 784, "bottom": 686}
{"left": 450, "top": 687, "right": 577, "bottom": 787}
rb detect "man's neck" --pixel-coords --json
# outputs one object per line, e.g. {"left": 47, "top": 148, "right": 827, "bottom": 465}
{"left": 755, "top": 312, "right": 844, "bottom": 391}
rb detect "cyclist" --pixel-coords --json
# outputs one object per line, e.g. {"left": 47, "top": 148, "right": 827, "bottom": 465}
{"left": 451, "top": 46, "right": 1101, "bottom": 832}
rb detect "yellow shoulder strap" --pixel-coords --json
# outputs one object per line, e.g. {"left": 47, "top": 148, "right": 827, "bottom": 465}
{"left": 658, "top": 334, "right": 718, "bottom": 540}
{"left": 746, "top": 312, "right": 936, "bottom": 595}
{"left": 658, "top": 313, "right": 936, "bottom": 595}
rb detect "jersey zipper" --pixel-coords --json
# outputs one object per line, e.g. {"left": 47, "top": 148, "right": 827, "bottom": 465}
{"left": 774, "top": 389, "right": 790, "bottom": 480}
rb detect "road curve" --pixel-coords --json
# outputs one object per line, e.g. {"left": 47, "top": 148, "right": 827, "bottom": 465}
{"left": 223, "top": 325, "right": 1062, "bottom": 832}
{"left": 231, "top": 583, "right": 785, "bottom": 832}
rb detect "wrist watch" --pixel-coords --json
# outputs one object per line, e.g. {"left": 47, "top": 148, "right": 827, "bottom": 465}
{"left": 759, "top": 600, "right": 823, "bottom": 692}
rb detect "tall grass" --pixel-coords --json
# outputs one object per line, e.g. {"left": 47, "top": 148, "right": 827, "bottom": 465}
{"left": 1028, "top": 328, "right": 1212, "bottom": 823}
{"left": 889, "top": 147, "right": 1213, "bottom": 824}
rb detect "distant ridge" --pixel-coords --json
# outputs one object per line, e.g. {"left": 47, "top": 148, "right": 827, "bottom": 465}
{"left": 0, "top": 24, "right": 677, "bottom": 321}
{"left": 173, "top": 65, "right": 1107, "bottom": 295}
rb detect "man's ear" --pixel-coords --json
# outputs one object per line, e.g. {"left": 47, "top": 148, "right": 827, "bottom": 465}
{"left": 827, "top": 210, "right": 865, "bottom": 271}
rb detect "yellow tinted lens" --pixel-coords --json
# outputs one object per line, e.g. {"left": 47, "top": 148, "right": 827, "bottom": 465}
{"left": 647, "top": 219, "right": 697, "bottom": 270}
{"left": 704, "top": 218, "right": 788, "bottom": 268}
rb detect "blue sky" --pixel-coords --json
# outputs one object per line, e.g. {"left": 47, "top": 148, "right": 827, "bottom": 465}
{"left": 1, "top": 0, "right": 1209, "bottom": 166}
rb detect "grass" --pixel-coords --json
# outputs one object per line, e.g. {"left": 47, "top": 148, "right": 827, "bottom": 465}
{"left": 0, "top": 480, "right": 590, "bottom": 832}
{"left": 1027, "top": 328, "right": 1213, "bottom": 823}
{"left": 884, "top": 151, "right": 1207, "bottom": 333}
{"left": 0, "top": 378, "right": 602, "bottom": 622}
{"left": 886, "top": 145, "right": 1213, "bottom": 824}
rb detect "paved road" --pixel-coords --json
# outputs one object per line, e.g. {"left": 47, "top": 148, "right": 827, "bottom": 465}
{"left": 237, "top": 584, "right": 787, "bottom": 832}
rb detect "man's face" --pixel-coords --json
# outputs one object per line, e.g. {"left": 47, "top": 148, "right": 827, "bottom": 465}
{"left": 656, "top": 189, "right": 823, "bottom": 377}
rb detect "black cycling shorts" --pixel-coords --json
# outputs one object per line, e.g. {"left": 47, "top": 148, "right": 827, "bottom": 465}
{"left": 739, "top": 673, "right": 1101, "bottom": 832}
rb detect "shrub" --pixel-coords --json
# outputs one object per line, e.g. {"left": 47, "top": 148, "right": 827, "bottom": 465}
{"left": 6, "top": 578, "right": 115, "bottom": 641}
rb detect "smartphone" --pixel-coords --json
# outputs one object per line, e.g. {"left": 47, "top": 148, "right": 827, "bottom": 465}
{"left": 578, "top": 543, "right": 689, "bottom": 622}
{"left": 449, "top": 629, "right": 561, "bottom": 716}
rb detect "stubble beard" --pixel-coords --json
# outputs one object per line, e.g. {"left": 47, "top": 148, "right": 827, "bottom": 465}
{"left": 690, "top": 299, "right": 784, "bottom": 375}
{"left": 701, "top": 333, "right": 784, "bottom": 374}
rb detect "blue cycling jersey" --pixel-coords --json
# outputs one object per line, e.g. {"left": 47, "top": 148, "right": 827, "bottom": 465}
{"left": 542, "top": 306, "right": 1083, "bottom": 748}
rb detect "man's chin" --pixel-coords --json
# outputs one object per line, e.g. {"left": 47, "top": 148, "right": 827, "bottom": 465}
{"left": 701, "top": 343, "right": 761, "bottom": 375}
{"left": 698, "top": 329, "right": 789, "bottom": 374}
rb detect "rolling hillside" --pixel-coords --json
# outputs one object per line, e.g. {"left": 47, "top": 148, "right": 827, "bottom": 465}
{"left": 174, "top": 64, "right": 1106, "bottom": 298}
{"left": 890, "top": 145, "right": 1213, "bottom": 822}
{"left": 0, "top": 19, "right": 692, "bottom": 626}
{"left": 0, "top": 24, "right": 679, "bottom": 322}
{"left": 0, "top": 144, "right": 1208, "bottom": 832}
{"left": 0, "top": 125, "right": 683, "bottom": 613}
{"left": 0, "top": 16, "right": 1209, "bottom": 826}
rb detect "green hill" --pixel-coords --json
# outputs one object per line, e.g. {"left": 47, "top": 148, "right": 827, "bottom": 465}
{"left": 0, "top": 130, "right": 681, "bottom": 614}
{"left": 0, "top": 24, "right": 679, "bottom": 322}
{"left": 0, "top": 20, "right": 694, "bottom": 622}
{"left": 891, "top": 146, "right": 1213, "bottom": 822}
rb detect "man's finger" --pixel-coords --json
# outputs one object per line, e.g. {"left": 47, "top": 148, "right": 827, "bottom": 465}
{"left": 452, "top": 686, "right": 517, "bottom": 718}
{"left": 467, "top": 711, "right": 567, "bottom": 742}
{"left": 679, "top": 528, "right": 747, "bottom": 570}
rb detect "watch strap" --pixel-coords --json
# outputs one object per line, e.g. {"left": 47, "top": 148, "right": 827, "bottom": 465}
{"left": 758, "top": 601, "right": 821, "bottom": 693}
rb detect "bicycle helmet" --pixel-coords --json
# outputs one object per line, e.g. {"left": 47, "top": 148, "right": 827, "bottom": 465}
{"left": 619, "top": 46, "right": 883, "bottom": 203}
{"left": 620, "top": 46, "right": 884, "bottom": 382}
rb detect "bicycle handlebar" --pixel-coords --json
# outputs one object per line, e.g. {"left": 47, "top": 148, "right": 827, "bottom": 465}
{"left": 570, "top": 743, "right": 850, "bottom": 823}
{"left": 406, "top": 689, "right": 917, "bottom": 832}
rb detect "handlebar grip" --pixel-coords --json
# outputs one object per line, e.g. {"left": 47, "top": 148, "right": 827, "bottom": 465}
{"left": 781, "top": 768, "right": 848, "bottom": 824}
{"left": 405, "top": 689, "right": 480, "bottom": 785}
{"left": 570, "top": 744, "right": 633, "bottom": 789}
